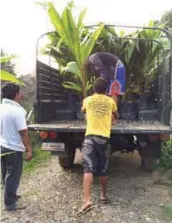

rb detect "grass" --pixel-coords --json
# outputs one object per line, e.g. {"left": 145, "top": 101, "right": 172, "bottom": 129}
{"left": 161, "top": 204, "right": 172, "bottom": 221}
{"left": 156, "top": 140, "right": 172, "bottom": 170}
{"left": 154, "top": 140, "right": 172, "bottom": 221}
{"left": 23, "top": 146, "right": 51, "bottom": 173}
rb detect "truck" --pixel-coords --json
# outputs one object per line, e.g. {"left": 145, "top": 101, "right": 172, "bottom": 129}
{"left": 28, "top": 25, "right": 172, "bottom": 172}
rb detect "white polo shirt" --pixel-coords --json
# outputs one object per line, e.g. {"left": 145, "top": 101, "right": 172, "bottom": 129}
{"left": 0, "top": 99, "right": 27, "bottom": 152}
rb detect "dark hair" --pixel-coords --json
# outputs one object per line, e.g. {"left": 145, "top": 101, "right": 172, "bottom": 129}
{"left": 93, "top": 78, "right": 108, "bottom": 94}
{"left": 2, "top": 82, "right": 20, "bottom": 100}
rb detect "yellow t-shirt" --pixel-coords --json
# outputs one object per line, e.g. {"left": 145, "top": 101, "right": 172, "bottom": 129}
{"left": 82, "top": 94, "right": 117, "bottom": 138}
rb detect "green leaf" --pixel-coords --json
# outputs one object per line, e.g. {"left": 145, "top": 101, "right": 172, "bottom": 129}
{"left": 148, "top": 20, "right": 154, "bottom": 27}
{"left": 119, "top": 30, "right": 125, "bottom": 37}
{"left": 86, "top": 82, "right": 93, "bottom": 91}
{"left": 0, "top": 70, "right": 24, "bottom": 85}
{"left": 61, "top": 6, "right": 71, "bottom": 47}
{"left": 80, "top": 23, "right": 104, "bottom": 64}
{"left": 63, "top": 81, "right": 82, "bottom": 92}
{"left": 66, "top": 7, "right": 80, "bottom": 61}
{"left": 55, "top": 38, "right": 64, "bottom": 53}
{"left": 48, "top": 32, "right": 60, "bottom": 43}
{"left": 125, "top": 41, "right": 136, "bottom": 63}
{"left": 0, "top": 56, "right": 16, "bottom": 64}
{"left": 47, "top": 2, "right": 65, "bottom": 39}
{"left": 77, "top": 8, "right": 87, "bottom": 28}
{"left": 63, "top": 61, "right": 82, "bottom": 79}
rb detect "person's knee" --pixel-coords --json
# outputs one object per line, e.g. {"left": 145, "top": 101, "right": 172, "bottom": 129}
{"left": 83, "top": 160, "right": 94, "bottom": 174}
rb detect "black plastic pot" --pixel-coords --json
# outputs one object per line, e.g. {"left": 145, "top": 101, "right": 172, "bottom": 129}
{"left": 55, "top": 109, "right": 75, "bottom": 121}
{"left": 118, "top": 100, "right": 139, "bottom": 121}
{"left": 138, "top": 93, "right": 157, "bottom": 110}
{"left": 138, "top": 109, "right": 158, "bottom": 121}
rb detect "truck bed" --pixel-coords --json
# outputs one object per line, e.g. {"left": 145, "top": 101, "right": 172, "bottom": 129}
{"left": 28, "top": 120, "right": 172, "bottom": 134}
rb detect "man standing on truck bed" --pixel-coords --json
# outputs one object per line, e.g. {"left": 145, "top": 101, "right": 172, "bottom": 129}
{"left": 0, "top": 83, "right": 32, "bottom": 211}
{"left": 85, "top": 52, "right": 126, "bottom": 103}
{"left": 77, "top": 78, "right": 117, "bottom": 216}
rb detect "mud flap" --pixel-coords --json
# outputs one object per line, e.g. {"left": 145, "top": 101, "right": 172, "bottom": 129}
{"left": 138, "top": 141, "right": 161, "bottom": 159}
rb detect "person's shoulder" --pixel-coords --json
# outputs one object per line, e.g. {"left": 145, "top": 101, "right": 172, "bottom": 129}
{"left": 84, "top": 95, "right": 93, "bottom": 102}
{"left": 110, "top": 97, "right": 116, "bottom": 105}
{"left": 103, "top": 94, "right": 112, "bottom": 100}
{"left": 13, "top": 106, "right": 27, "bottom": 117}
{"left": 104, "top": 95, "right": 116, "bottom": 104}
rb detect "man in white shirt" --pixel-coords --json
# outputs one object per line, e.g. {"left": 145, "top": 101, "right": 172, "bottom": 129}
{"left": 0, "top": 82, "right": 32, "bottom": 211}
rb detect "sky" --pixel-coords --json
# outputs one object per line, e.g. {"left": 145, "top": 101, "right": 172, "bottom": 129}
{"left": 0, "top": 0, "right": 172, "bottom": 74}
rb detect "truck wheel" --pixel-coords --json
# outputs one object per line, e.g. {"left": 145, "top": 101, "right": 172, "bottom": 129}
{"left": 58, "top": 144, "right": 76, "bottom": 169}
{"left": 141, "top": 157, "right": 156, "bottom": 172}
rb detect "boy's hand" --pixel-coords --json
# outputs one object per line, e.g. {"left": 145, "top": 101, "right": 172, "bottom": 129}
{"left": 25, "top": 151, "right": 32, "bottom": 161}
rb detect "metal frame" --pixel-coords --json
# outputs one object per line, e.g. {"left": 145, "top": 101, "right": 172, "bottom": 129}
{"left": 35, "top": 25, "right": 172, "bottom": 126}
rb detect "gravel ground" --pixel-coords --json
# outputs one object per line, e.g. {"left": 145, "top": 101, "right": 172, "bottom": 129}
{"left": 1, "top": 151, "right": 172, "bottom": 223}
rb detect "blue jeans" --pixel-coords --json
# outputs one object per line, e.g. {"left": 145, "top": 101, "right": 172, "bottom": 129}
{"left": 1, "top": 146, "right": 23, "bottom": 209}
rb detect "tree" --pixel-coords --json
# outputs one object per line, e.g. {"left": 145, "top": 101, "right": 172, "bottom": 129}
{"left": 1, "top": 50, "right": 16, "bottom": 75}
{"left": 39, "top": 2, "right": 104, "bottom": 98}
{"left": 161, "top": 9, "right": 172, "bottom": 28}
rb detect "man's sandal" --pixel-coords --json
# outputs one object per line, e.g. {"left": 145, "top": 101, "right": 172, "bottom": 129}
{"left": 99, "top": 198, "right": 110, "bottom": 204}
{"left": 76, "top": 204, "right": 94, "bottom": 217}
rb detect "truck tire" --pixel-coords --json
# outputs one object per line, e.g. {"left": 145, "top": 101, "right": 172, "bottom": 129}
{"left": 141, "top": 157, "right": 156, "bottom": 172}
{"left": 58, "top": 144, "right": 76, "bottom": 169}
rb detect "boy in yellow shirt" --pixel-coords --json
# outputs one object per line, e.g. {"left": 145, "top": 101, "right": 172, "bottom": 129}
{"left": 78, "top": 78, "right": 117, "bottom": 215}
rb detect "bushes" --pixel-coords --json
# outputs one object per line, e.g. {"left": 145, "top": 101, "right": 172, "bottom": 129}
{"left": 29, "top": 131, "right": 40, "bottom": 148}
{"left": 157, "top": 140, "right": 172, "bottom": 170}
{"left": 23, "top": 148, "right": 51, "bottom": 173}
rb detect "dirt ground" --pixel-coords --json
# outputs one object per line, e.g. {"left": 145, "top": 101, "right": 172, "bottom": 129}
{"left": 1, "top": 151, "right": 172, "bottom": 223}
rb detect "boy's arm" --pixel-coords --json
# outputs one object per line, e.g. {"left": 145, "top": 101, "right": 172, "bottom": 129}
{"left": 112, "top": 100, "right": 118, "bottom": 121}
{"left": 112, "top": 111, "right": 118, "bottom": 119}
{"left": 15, "top": 112, "right": 32, "bottom": 161}
{"left": 19, "top": 129, "right": 32, "bottom": 161}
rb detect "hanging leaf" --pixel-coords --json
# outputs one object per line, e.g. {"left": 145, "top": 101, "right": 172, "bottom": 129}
{"left": 1, "top": 70, "right": 24, "bottom": 85}
{"left": 62, "top": 61, "right": 82, "bottom": 79}
{"left": 63, "top": 81, "right": 82, "bottom": 92}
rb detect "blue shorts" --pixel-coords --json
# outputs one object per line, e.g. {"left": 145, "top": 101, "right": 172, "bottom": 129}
{"left": 108, "top": 61, "right": 126, "bottom": 96}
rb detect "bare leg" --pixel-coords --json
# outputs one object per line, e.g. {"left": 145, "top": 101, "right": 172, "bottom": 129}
{"left": 99, "top": 176, "right": 108, "bottom": 200}
{"left": 81, "top": 173, "right": 93, "bottom": 210}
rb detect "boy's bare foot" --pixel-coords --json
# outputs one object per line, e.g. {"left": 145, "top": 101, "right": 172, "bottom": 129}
{"left": 80, "top": 201, "right": 93, "bottom": 211}
{"left": 77, "top": 202, "right": 93, "bottom": 216}
{"left": 100, "top": 196, "right": 109, "bottom": 203}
